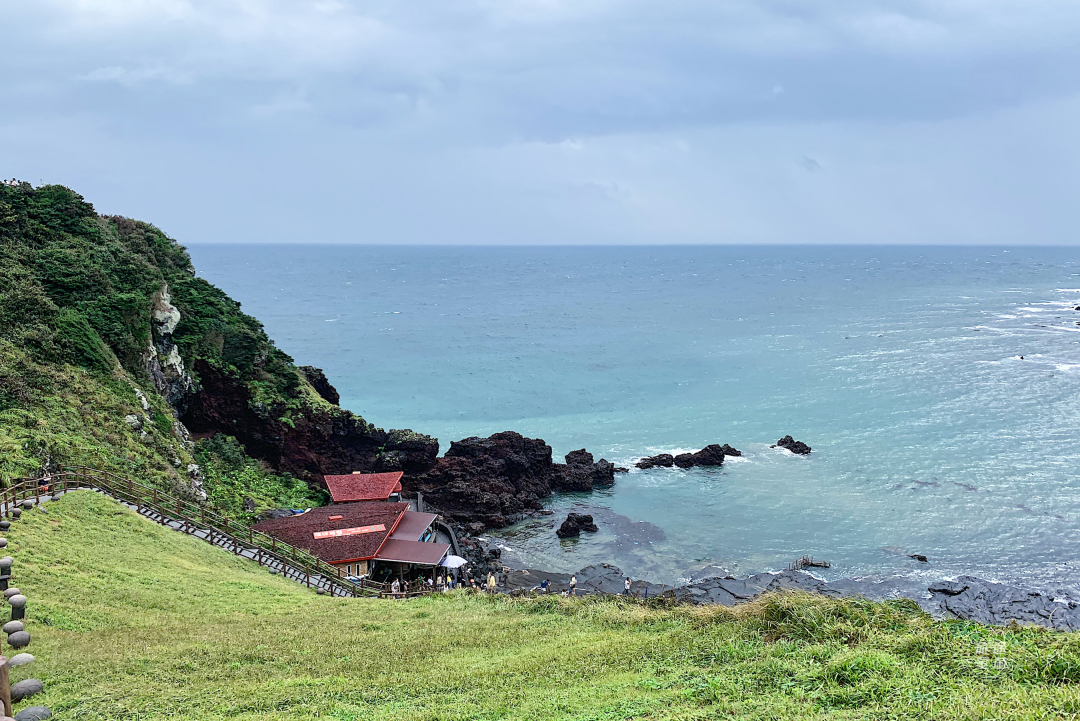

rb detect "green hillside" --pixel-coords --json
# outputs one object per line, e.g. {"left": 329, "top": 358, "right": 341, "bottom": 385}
{"left": 8, "top": 491, "right": 1080, "bottom": 720}
{"left": 0, "top": 181, "right": 427, "bottom": 520}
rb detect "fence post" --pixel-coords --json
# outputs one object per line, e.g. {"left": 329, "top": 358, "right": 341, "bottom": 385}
{"left": 0, "top": 655, "right": 10, "bottom": 717}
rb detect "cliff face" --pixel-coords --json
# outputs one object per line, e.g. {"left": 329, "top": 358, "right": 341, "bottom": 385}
{"left": 182, "top": 358, "right": 438, "bottom": 480}
{"left": 0, "top": 181, "right": 436, "bottom": 502}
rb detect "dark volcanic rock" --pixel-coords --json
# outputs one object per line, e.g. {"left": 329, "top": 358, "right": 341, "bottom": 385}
{"left": 775, "top": 435, "right": 812, "bottom": 455}
{"left": 556, "top": 513, "right": 599, "bottom": 538}
{"left": 406, "top": 433, "right": 616, "bottom": 530}
{"left": 925, "top": 576, "right": 1080, "bottom": 630}
{"left": 720, "top": 444, "right": 742, "bottom": 457}
{"left": 183, "top": 359, "right": 438, "bottom": 482}
{"left": 575, "top": 563, "right": 627, "bottom": 594}
{"left": 14, "top": 707, "right": 52, "bottom": 721}
{"left": 669, "top": 445, "right": 727, "bottom": 469}
{"left": 552, "top": 450, "right": 616, "bottom": 491}
{"left": 636, "top": 453, "right": 674, "bottom": 469}
{"left": 614, "top": 467, "right": 629, "bottom": 473}
{"left": 673, "top": 453, "right": 695, "bottom": 468}
{"left": 298, "top": 366, "right": 340, "bottom": 405}
{"left": 565, "top": 449, "right": 594, "bottom": 466}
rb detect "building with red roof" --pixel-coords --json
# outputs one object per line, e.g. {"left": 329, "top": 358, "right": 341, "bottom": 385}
{"left": 323, "top": 471, "right": 403, "bottom": 503}
{"left": 252, "top": 501, "right": 448, "bottom": 580}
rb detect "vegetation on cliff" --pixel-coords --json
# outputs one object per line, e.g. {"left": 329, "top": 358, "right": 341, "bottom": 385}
{"left": 13, "top": 491, "right": 1080, "bottom": 720}
{"left": 0, "top": 180, "right": 436, "bottom": 508}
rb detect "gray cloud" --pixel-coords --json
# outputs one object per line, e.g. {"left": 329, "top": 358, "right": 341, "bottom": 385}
{"left": 2, "top": 0, "right": 1079, "bottom": 244}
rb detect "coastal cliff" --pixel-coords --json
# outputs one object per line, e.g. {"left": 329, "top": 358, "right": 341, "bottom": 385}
{"left": 0, "top": 181, "right": 436, "bottom": 516}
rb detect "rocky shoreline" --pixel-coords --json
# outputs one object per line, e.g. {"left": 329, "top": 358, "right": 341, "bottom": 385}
{"left": 493, "top": 561, "right": 1080, "bottom": 631}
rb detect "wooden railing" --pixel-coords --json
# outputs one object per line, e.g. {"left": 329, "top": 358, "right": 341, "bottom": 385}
{"left": 2, "top": 467, "right": 403, "bottom": 599}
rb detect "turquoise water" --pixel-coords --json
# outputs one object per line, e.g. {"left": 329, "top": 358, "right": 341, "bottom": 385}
{"left": 188, "top": 245, "right": 1080, "bottom": 589}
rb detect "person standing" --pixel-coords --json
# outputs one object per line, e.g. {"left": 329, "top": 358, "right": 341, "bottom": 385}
{"left": 624, "top": 577, "right": 632, "bottom": 596}
{"left": 487, "top": 572, "right": 496, "bottom": 594}
{"left": 390, "top": 578, "right": 400, "bottom": 598}
{"left": 569, "top": 575, "right": 577, "bottom": 596}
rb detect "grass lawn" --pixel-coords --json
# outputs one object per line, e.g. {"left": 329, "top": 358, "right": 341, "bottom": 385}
{"left": 6, "top": 491, "right": 1080, "bottom": 720}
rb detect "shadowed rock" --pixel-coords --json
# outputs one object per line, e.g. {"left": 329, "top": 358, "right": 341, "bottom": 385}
{"left": 7, "top": 631, "right": 30, "bottom": 648}
{"left": 556, "top": 513, "right": 599, "bottom": 538}
{"left": 774, "top": 435, "right": 812, "bottom": 455}
{"left": 405, "top": 432, "right": 616, "bottom": 531}
{"left": 635, "top": 453, "right": 674, "bottom": 469}
{"left": 14, "top": 706, "right": 52, "bottom": 720}
{"left": 11, "top": 679, "right": 42, "bottom": 702}
{"left": 298, "top": 366, "right": 340, "bottom": 406}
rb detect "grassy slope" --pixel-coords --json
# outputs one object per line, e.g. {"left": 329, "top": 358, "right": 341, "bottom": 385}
{"left": 0, "top": 181, "right": 329, "bottom": 513}
{"left": 8, "top": 492, "right": 1080, "bottom": 720}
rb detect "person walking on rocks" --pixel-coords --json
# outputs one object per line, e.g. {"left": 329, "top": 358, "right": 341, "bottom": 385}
{"left": 487, "top": 572, "right": 496, "bottom": 594}
{"left": 624, "top": 577, "right": 632, "bottom": 596}
{"left": 569, "top": 574, "right": 577, "bottom": 596}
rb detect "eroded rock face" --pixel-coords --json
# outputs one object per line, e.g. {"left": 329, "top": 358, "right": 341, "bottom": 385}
{"left": 775, "top": 435, "right": 812, "bottom": 455}
{"left": 182, "top": 359, "right": 438, "bottom": 482}
{"left": 404, "top": 432, "right": 615, "bottom": 531}
{"left": 556, "top": 513, "right": 599, "bottom": 538}
{"left": 146, "top": 283, "right": 196, "bottom": 409}
{"left": 553, "top": 449, "right": 615, "bottom": 491}
{"left": 298, "top": 366, "right": 340, "bottom": 406}
{"left": 925, "top": 576, "right": 1080, "bottom": 630}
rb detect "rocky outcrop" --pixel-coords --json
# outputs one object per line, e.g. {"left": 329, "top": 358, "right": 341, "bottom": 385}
{"left": 673, "top": 444, "right": 726, "bottom": 468}
{"left": 720, "top": 444, "right": 742, "bottom": 457}
{"left": 556, "top": 513, "right": 598, "bottom": 538}
{"left": 640, "top": 444, "right": 730, "bottom": 469}
{"left": 146, "top": 284, "right": 196, "bottom": 410}
{"left": 553, "top": 449, "right": 616, "bottom": 491}
{"left": 636, "top": 453, "right": 673, "bottom": 469}
{"left": 404, "top": 432, "right": 616, "bottom": 531}
{"left": 925, "top": 577, "right": 1080, "bottom": 630}
{"left": 181, "top": 359, "right": 438, "bottom": 482}
{"left": 774, "top": 435, "right": 811, "bottom": 455}
{"left": 298, "top": 366, "right": 340, "bottom": 406}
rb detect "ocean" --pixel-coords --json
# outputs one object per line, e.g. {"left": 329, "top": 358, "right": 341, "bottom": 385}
{"left": 187, "top": 244, "right": 1080, "bottom": 591}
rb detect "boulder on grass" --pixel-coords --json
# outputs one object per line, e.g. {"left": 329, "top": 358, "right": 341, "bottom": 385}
{"left": 10, "top": 679, "right": 42, "bottom": 702}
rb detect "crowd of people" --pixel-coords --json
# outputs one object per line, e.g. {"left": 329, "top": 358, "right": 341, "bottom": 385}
{"left": 385, "top": 572, "right": 640, "bottom": 599}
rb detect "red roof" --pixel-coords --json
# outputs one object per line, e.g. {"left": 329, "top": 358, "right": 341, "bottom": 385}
{"left": 323, "top": 472, "right": 404, "bottom": 502}
{"left": 252, "top": 503, "right": 408, "bottom": 564}
{"left": 375, "top": 539, "right": 450, "bottom": 565}
{"left": 388, "top": 512, "right": 438, "bottom": 542}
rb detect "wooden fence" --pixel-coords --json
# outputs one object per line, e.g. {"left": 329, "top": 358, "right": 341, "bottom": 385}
{"left": 2, "top": 467, "right": 408, "bottom": 599}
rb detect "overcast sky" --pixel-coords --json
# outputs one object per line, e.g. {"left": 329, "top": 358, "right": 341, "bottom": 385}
{"left": 2, "top": 1, "right": 1079, "bottom": 245}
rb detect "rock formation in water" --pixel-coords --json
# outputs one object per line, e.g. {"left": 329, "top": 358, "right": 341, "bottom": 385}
{"left": 635, "top": 453, "right": 674, "bottom": 469}
{"left": 773, "top": 435, "right": 812, "bottom": 455}
{"left": 639, "top": 444, "right": 734, "bottom": 469}
{"left": 673, "top": 444, "right": 726, "bottom": 468}
{"left": 556, "top": 513, "right": 599, "bottom": 538}
{"left": 403, "top": 432, "right": 617, "bottom": 532}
